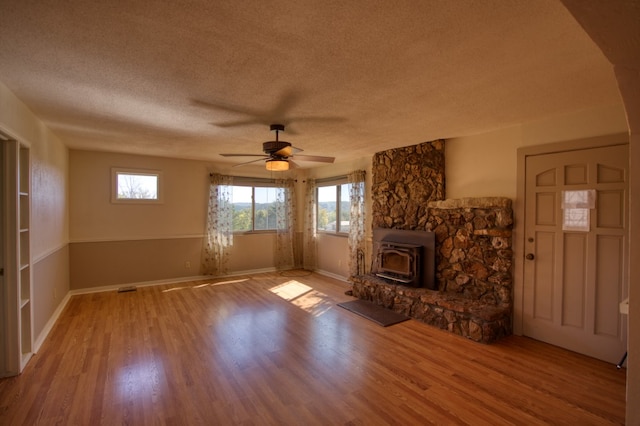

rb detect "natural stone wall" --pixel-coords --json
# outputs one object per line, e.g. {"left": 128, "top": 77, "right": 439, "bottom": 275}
{"left": 426, "top": 197, "right": 513, "bottom": 305}
{"left": 355, "top": 140, "right": 514, "bottom": 343}
{"left": 372, "top": 140, "right": 445, "bottom": 230}
{"left": 351, "top": 275, "right": 511, "bottom": 343}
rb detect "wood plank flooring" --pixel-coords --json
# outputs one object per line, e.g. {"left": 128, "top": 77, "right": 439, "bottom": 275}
{"left": 0, "top": 271, "right": 627, "bottom": 425}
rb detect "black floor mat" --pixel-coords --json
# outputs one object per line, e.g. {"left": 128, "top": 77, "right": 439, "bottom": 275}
{"left": 337, "top": 299, "right": 409, "bottom": 327}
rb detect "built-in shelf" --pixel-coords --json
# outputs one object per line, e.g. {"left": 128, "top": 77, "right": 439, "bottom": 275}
{"left": 18, "top": 145, "right": 32, "bottom": 372}
{"left": 19, "top": 145, "right": 32, "bottom": 368}
{"left": 2, "top": 142, "right": 32, "bottom": 377}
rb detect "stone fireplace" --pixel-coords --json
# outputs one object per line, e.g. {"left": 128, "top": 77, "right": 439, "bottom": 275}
{"left": 350, "top": 140, "right": 513, "bottom": 343}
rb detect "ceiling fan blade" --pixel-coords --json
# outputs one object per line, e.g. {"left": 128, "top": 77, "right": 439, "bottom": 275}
{"left": 192, "top": 99, "right": 265, "bottom": 118}
{"left": 220, "top": 153, "right": 268, "bottom": 158}
{"left": 212, "top": 118, "right": 268, "bottom": 128}
{"left": 274, "top": 144, "right": 304, "bottom": 157}
{"left": 288, "top": 160, "right": 300, "bottom": 169}
{"left": 271, "top": 89, "right": 302, "bottom": 118}
{"left": 292, "top": 154, "right": 335, "bottom": 163}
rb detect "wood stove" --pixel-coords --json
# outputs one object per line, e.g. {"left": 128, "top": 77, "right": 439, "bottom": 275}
{"left": 371, "top": 228, "right": 436, "bottom": 289}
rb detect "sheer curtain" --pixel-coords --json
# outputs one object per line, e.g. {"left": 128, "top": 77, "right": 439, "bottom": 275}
{"left": 275, "top": 178, "right": 296, "bottom": 270}
{"left": 303, "top": 178, "right": 317, "bottom": 271}
{"left": 201, "top": 173, "right": 234, "bottom": 276}
{"left": 348, "top": 170, "right": 366, "bottom": 277}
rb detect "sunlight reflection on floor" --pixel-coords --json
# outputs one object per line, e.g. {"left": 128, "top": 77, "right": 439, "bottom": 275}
{"left": 269, "top": 280, "right": 334, "bottom": 317}
{"left": 162, "top": 278, "right": 249, "bottom": 292}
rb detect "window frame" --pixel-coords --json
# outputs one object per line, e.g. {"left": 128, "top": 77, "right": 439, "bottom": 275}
{"left": 229, "top": 180, "right": 284, "bottom": 234}
{"left": 111, "top": 167, "right": 164, "bottom": 204}
{"left": 316, "top": 177, "right": 351, "bottom": 236}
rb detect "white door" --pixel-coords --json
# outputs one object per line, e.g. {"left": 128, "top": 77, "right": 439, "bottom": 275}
{"left": 523, "top": 144, "right": 628, "bottom": 363}
{"left": 0, "top": 142, "right": 4, "bottom": 373}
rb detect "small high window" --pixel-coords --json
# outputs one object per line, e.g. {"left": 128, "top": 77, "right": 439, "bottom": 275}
{"left": 111, "top": 168, "right": 163, "bottom": 203}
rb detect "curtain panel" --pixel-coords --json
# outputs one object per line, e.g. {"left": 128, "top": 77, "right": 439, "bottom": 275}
{"left": 303, "top": 178, "right": 317, "bottom": 270}
{"left": 275, "top": 178, "right": 296, "bottom": 270}
{"left": 347, "top": 170, "right": 366, "bottom": 277}
{"left": 201, "top": 173, "right": 234, "bottom": 276}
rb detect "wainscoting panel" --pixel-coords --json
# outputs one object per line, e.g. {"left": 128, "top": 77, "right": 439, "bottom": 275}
{"left": 70, "top": 237, "right": 204, "bottom": 290}
{"left": 33, "top": 244, "right": 69, "bottom": 348}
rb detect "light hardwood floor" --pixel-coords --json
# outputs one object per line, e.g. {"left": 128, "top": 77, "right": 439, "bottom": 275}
{"left": 0, "top": 271, "right": 626, "bottom": 425}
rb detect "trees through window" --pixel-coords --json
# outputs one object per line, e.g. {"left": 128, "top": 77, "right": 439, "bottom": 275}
{"left": 229, "top": 185, "right": 281, "bottom": 232}
{"left": 317, "top": 182, "right": 351, "bottom": 234}
{"left": 112, "top": 168, "right": 162, "bottom": 203}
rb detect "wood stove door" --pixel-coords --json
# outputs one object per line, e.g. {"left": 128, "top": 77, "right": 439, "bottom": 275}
{"left": 523, "top": 144, "right": 628, "bottom": 364}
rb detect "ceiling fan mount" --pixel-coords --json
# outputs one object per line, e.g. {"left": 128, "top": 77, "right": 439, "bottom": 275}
{"left": 262, "top": 124, "right": 292, "bottom": 156}
{"left": 220, "top": 123, "right": 335, "bottom": 170}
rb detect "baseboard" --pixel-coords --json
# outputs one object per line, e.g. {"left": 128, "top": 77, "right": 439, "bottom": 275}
{"left": 33, "top": 291, "right": 72, "bottom": 353}
{"left": 69, "top": 268, "right": 280, "bottom": 296}
{"left": 315, "top": 269, "right": 350, "bottom": 283}
{"left": 69, "top": 275, "right": 213, "bottom": 296}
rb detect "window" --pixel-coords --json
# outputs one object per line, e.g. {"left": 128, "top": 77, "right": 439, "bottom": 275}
{"left": 562, "top": 189, "right": 596, "bottom": 231}
{"left": 229, "top": 184, "right": 281, "bottom": 232}
{"left": 111, "top": 168, "right": 163, "bottom": 203}
{"left": 317, "top": 181, "right": 351, "bottom": 234}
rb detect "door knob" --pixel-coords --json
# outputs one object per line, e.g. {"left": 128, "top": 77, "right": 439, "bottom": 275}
{"left": 525, "top": 253, "right": 535, "bottom": 260}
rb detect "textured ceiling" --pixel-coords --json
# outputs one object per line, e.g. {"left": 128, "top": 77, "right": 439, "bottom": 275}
{"left": 0, "top": 0, "right": 623, "bottom": 169}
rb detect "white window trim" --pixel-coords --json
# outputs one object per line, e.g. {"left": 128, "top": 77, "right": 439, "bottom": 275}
{"left": 111, "top": 167, "right": 164, "bottom": 204}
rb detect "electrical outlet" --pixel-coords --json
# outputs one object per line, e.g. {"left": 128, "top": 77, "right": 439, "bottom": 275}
{"left": 338, "top": 259, "right": 342, "bottom": 267}
{"left": 185, "top": 261, "right": 191, "bottom": 269}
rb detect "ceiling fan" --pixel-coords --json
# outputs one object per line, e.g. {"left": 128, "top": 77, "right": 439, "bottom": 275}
{"left": 220, "top": 124, "right": 335, "bottom": 171}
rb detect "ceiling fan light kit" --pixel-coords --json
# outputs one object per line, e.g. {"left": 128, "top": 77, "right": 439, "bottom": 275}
{"left": 220, "top": 124, "right": 335, "bottom": 171}
{"left": 265, "top": 159, "right": 289, "bottom": 171}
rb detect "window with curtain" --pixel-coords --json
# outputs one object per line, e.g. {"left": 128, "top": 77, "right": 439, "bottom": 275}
{"left": 202, "top": 175, "right": 296, "bottom": 275}
{"left": 201, "top": 173, "right": 234, "bottom": 276}
{"left": 312, "top": 172, "right": 366, "bottom": 276}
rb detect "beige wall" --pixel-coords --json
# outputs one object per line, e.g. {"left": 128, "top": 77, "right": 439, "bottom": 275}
{"left": 33, "top": 246, "right": 68, "bottom": 340}
{"left": 70, "top": 150, "right": 209, "bottom": 241}
{"left": 69, "top": 150, "right": 211, "bottom": 289}
{"left": 0, "top": 81, "right": 69, "bottom": 346}
{"left": 445, "top": 103, "right": 629, "bottom": 200}
{"left": 315, "top": 234, "right": 350, "bottom": 278}
{"left": 69, "top": 150, "right": 296, "bottom": 288}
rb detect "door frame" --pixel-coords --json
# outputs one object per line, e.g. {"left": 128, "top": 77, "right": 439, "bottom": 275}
{"left": 513, "top": 133, "right": 630, "bottom": 335}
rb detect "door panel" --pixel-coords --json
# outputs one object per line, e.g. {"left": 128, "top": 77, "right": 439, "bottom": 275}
{"left": 533, "top": 231, "right": 555, "bottom": 321}
{"left": 523, "top": 144, "right": 628, "bottom": 363}
{"left": 0, "top": 142, "right": 4, "bottom": 373}
{"left": 562, "top": 233, "right": 585, "bottom": 328}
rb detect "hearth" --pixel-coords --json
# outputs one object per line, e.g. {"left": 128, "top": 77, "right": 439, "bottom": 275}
{"left": 371, "top": 228, "right": 436, "bottom": 289}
